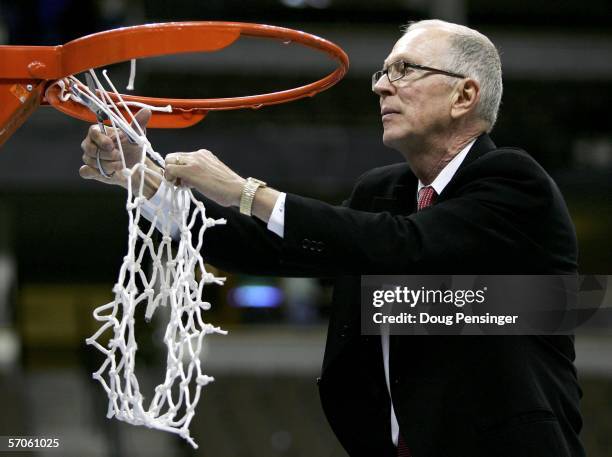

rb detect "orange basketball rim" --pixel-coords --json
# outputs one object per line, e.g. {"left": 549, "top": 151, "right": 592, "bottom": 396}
{"left": 0, "top": 21, "right": 349, "bottom": 147}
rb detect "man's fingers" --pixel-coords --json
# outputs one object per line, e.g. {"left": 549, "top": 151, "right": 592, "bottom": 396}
{"left": 164, "top": 153, "right": 192, "bottom": 184}
{"left": 82, "top": 141, "right": 122, "bottom": 161}
{"left": 164, "top": 163, "right": 189, "bottom": 186}
{"left": 81, "top": 153, "right": 123, "bottom": 173}
{"left": 163, "top": 163, "right": 180, "bottom": 182}
{"left": 165, "top": 152, "right": 192, "bottom": 166}
{"left": 88, "top": 124, "right": 114, "bottom": 151}
{"left": 82, "top": 126, "right": 123, "bottom": 161}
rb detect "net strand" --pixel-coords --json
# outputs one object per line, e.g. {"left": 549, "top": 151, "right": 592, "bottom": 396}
{"left": 127, "top": 59, "right": 137, "bottom": 91}
{"left": 54, "top": 71, "right": 227, "bottom": 449}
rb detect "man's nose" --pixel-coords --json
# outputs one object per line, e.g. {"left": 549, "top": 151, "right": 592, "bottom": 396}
{"left": 372, "top": 74, "right": 395, "bottom": 97}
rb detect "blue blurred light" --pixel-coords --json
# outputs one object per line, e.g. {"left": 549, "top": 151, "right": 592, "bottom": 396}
{"left": 229, "top": 285, "right": 284, "bottom": 308}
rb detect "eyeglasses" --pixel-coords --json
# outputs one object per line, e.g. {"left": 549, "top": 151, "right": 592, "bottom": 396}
{"left": 372, "top": 60, "right": 466, "bottom": 90}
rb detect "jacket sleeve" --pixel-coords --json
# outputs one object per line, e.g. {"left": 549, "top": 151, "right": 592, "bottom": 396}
{"left": 190, "top": 193, "right": 338, "bottom": 277}
{"left": 279, "top": 151, "right": 577, "bottom": 275}
{"left": 191, "top": 167, "right": 368, "bottom": 277}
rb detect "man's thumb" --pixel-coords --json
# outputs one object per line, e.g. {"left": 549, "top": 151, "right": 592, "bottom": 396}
{"left": 79, "top": 165, "right": 102, "bottom": 180}
{"left": 132, "top": 108, "right": 152, "bottom": 132}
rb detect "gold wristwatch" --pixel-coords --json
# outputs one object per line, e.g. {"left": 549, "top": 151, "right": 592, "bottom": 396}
{"left": 239, "top": 177, "right": 267, "bottom": 216}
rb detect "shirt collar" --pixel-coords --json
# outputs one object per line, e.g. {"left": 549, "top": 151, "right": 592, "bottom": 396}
{"left": 417, "top": 139, "right": 477, "bottom": 196}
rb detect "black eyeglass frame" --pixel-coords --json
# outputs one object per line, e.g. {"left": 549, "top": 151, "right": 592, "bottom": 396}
{"left": 372, "top": 60, "right": 466, "bottom": 89}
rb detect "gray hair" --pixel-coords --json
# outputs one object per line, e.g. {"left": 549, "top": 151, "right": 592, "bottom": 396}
{"left": 404, "top": 20, "right": 503, "bottom": 132}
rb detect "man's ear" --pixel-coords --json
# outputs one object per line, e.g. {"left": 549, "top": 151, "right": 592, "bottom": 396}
{"left": 450, "top": 78, "right": 480, "bottom": 120}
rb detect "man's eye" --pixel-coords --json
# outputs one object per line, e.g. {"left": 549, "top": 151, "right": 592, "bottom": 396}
{"left": 388, "top": 66, "right": 401, "bottom": 78}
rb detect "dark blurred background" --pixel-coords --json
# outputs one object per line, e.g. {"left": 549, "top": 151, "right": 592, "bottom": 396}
{"left": 0, "top": 0, "right": 611, "bottom": 456}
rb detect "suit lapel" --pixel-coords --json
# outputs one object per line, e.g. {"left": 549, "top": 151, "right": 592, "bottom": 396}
{"left": 457, "top": 133, "right": 497, "bottom": 170}
{"left": 437, "top": 133, "right": 497, "bottom": 201}
{"left": 370, "top": 168, "right": 419, "bottom": 215}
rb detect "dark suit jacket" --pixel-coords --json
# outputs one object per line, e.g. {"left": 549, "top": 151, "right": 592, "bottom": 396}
{"left": 198, "top": 134, "right": 585, "bottom": 457}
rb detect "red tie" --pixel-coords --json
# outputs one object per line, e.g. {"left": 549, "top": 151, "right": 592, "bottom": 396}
{"left": 417, "top": 185, "right": 437, "bottom": 211}
{"left": 397, "top": 434, "right": 412, "bottom": 457}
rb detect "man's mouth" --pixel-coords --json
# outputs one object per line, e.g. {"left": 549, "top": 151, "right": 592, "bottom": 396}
{"left": 381, "top": 108, "right": 400, "bottom": 120}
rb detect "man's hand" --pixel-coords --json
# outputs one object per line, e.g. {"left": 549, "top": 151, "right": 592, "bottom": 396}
{"left": 164, "top": 149, "right": 280, "bottom": 222}
{"left": 79, "top": 109, "right": 162, "bottom": 198}
{"left": 164, "top": 150, "right": 246, "bottom": 207}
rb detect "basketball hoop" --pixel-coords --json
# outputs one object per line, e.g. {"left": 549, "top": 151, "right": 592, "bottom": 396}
{"left": 0, "top": 21, "right": 349, "bottom": 145}
{"left": 0, "top": 21, "right": 349, "bottom": 448}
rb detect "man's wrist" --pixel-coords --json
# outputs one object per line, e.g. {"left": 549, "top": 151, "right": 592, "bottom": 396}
{"left": 143, "top": 172, "right": 162, "bottom": 199}
{"left": 141, "top": 161, "right": 163, "bottom": 199}
{"left": 251, "top": 186, "right": 280, "bottom": 224}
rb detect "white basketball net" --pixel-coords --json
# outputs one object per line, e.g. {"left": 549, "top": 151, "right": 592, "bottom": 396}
{"left": 50, "top": 69, "right": 227, "bottom": 448}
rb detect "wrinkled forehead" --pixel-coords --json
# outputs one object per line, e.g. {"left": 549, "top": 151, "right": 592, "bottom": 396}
{"left": 384, "top": 27, "right": 450, "bottom": 68}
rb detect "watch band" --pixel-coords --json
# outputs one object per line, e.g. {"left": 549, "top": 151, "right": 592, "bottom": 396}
{"left": 239, "top": 177, "right": 267, "bottom": 216}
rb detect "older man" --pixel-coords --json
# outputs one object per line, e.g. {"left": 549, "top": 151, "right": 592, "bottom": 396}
{"left": 81, "top": 19, "right": 584, "bottom": 457}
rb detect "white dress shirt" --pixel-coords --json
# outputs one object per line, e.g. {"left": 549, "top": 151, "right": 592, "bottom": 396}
{"left": 141, "top": 139, "right": 476, "bottom": 446}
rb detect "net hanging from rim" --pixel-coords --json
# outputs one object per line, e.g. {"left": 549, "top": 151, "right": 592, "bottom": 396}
{"left": 55, "top": 70, "right": 227, "bottom": 448}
